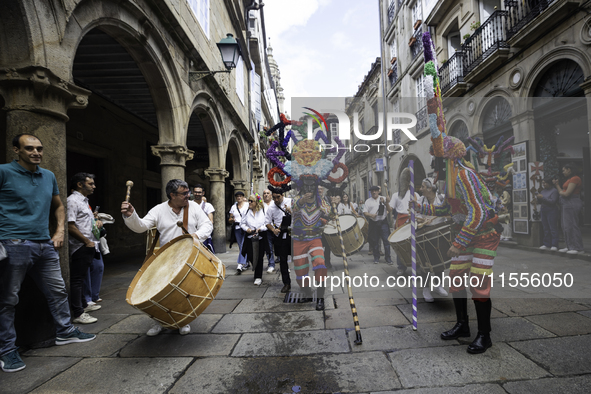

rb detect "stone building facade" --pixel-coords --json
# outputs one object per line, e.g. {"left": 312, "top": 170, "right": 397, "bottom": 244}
{"left": 0, "top": 0, "right": 281, "bottom": 260}
{"left": 377, "top": 0, "right": 591, "bottom": 246}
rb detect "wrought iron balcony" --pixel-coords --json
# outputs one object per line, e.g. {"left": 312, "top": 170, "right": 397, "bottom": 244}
{"left": 388, "top": 0, "right": 397, "bottom": 26}
{"left": 410, "top": 29, "right": 424, "bottom": 62}
{"left": 388, "top": 61, "right": 399, "bottom": 87}
{"left": 415, "top": 105, "right": 428, "bottom": 133}
{"left": 463, "top": 10, "right": 509, "bottom": 76}
{"left": 439, "top": 51, "right": 464, "bottom": 95}
{"left": 505, "top": 0, "right": 554, "bottom": 40}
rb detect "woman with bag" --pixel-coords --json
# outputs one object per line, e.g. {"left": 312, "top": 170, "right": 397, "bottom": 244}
{"left": 229, "top": 191, "right": 249, "bottom": 273}
{"left": 553, "top": 163, "right": 584, "bottom": 254}
{"left": 240, "top": 194, "right": 269, "bottom": 285}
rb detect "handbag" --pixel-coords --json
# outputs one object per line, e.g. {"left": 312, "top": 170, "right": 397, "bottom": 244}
{"left": 99, "top": 236, "right": 110, "bottom": 255}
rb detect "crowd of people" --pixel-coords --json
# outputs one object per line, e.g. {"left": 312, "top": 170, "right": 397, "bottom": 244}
{"left": 1, "top": 133, "right": 586, "bottom": 374}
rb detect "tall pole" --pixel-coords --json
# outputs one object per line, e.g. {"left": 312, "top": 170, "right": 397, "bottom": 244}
{"left": 378, "top": 0, "right": 389, "bottom": 188}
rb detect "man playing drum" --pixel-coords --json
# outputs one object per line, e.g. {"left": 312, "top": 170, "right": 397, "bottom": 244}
{"left": 121, "top": 179, "right": 213, "bottom": 337}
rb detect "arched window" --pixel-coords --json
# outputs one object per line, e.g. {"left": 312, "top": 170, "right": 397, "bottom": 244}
{"left": 481, "top": 96, "right": 513, "bottom": 148}
{"left": 449, "top": 120, "right": 469, "bottom": 144}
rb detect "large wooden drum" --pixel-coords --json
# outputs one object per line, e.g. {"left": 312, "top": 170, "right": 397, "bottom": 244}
{"left": 323, "top": 214, "right": 364, "bottom": 257}
{"left": 388, "top": 220, "right": 454, "bottom": 274}
{"left": 357, "top": 217, "right": 369, "bottom": 243}
{"left": 126, "top": 234, "right": 225, "bottom": 329}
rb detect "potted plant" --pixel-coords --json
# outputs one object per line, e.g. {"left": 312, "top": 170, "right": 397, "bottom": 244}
{"left": 463, "top": 33, "right": 471, "bottom": 42}
{"left": 470, "top": 21, "right": 480, "bottom": 31}
{"left": 414, "top": 19, "right": 422, "bottom": 30}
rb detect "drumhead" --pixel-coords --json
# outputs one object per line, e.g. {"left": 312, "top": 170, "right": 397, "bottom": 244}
{"left": 131, "top": 237, "right": 194, "bottom": 304}
{"left": 357, "top": 217, "right": 366, "bottom": 227}
{"left": 324, "top": 215, "right": 357, "bottom": 234}
{"left": 388, "top": 224, "right": 411, "bottom": 243}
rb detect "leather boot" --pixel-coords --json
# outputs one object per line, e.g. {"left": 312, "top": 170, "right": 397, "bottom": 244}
{"left": 316, "top": 286, "right": 325, "bottom": 311}
{"left": 467, "top": 299, "right": 492, "bottom": 354}
{"left": 441, "top": 293, "right": 470, "bottom": 340}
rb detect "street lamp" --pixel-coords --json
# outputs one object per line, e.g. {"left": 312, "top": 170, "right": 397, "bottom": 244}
{"left": 189, "top": 33, "right": 242, "bottom": 82}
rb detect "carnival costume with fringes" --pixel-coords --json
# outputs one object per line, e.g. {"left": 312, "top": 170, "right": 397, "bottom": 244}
{"left": 415, "top": 33, "right": 501, "bottom": 353}
{"left": 264, "top": 112, "right": 349, "bottom": 303}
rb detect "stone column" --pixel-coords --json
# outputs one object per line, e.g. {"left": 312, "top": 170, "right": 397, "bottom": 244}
{"left": 0, "top": 66, "right": 90, "bottom": 348}
{"left": 205, "top": 167, "right": 229, "bottom": 253}
{"left": 580, "top": 80, "right": 591, "bottom": 155}
{"left": 151, "top": 145, "right": 194, "bottom": 201}
{"left": 230, "top": 180, "right": 248, "bottom": 196}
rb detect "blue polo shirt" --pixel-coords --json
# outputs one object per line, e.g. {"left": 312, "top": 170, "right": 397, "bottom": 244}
{"left": 0, "top": 160, "right": 59, "bottom": 240}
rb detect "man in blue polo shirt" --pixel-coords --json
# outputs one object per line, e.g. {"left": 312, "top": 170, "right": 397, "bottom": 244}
{"left": 0, "top": 134, "right": 95, "bottom": 373}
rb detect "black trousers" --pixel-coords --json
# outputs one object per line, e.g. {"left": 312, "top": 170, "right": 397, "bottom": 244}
{"left": 273, "top": 234, "right": 292, "bottom": 285}
{"left": 69, "top": 246, "right": 96, "bottom": 317}
{"left": 243, "top": 234, "right": 269, "bottom": 279}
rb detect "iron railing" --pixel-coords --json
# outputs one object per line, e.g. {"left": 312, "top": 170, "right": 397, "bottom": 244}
{"left": 388, "top": 0, "right": 397, "bottom": 26}
{"left": 463, "top": 10, "right": 509, "bottom": 75}
{"left": 398, "top": 0, "right": 403, "bottom": 10}
{"left": 388, "top": 61, "right": 399, "bottom": 87}
{"left": 415, "top": 105, "right": 428, "bottom": 132}
{"left": 505, "top": 0, "right": 556, "bottom": 40}
{"left": 439, "top": 50, "right": 464, "bottom": 94}
{"left": 410, "top": 28, "right": 424, "bottom": 61}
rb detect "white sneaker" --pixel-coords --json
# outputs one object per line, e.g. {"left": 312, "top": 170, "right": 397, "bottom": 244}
{"left": 146, "top": 324, "right": 163, "bottom": 337}
{"left": 566, "top": 250, "right": 580, "bottom": 255}
{"left": 72, "top": 312, "right": 97, "bottom": 324}
{"left": 558, "top": 248, "right": 568, "bottom": 253}
{"left": 84, "top": 304, "right": 101, "bottom": 312}
{"left": 179, "top": 324, "right": 191, "bottom": 335}
{"left": 550, "top": 247, "right": 558, "bottom": 251}
{"left": 433, "top": 286, "right": 448, "bottom": 297}
{"left": 254, "top": 278, "right": 262, "bottom": 286}
{"left": 539, "top": 245, "right": 548, "bottom": 250}
{"left": 87, "top": 301, "right": 96, "bottom": 306}
{"left": 423, "top": 287, "right": 434, "bottom": 302}
{"left": 267, "top": 266, "right": 275, "bottom": 273}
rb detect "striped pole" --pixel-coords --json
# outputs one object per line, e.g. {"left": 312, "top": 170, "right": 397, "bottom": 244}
{"left": 331, "top": 202, "right": 362, "bottom": 344}
{"left": 409, "top": 160, "right": 418, "bottom": 331}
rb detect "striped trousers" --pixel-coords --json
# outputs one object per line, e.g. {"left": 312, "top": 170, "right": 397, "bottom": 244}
{"left": 293, "top": 238, "right": 328, "bottom": 288}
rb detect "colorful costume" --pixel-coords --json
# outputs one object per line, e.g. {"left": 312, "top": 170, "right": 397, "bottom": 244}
{"left": 417, "top": 32, "right": 502, "bottom": 354}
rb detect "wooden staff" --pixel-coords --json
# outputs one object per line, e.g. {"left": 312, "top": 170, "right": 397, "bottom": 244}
{"left": 331, "top": 202, "right": 363, "bottom": 345}
{"left": 125, "top": 180, "right": 134, "bottom": 202}
{"left": 409, "top": 160, "right": 418, "bottom": 331}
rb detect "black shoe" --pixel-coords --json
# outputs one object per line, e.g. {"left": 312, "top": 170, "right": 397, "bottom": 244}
{"left": 467, "top": 332, "right": 492, "bottom": 354}
{"left": 441, "top": 321, "right": 471, "bottom": 340}
{"left": 281, "top": 284, "right": 291, "bottom": 293}
{"left": 316, "top": 298, "right": 325, "bottom": 311}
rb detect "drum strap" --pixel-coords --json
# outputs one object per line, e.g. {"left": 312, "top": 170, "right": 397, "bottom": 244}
{"left": 183, "top": 203, "right": 189, "bottom": 230}
{"left": 145, "top": 231, "right": 160, "bottom": 263}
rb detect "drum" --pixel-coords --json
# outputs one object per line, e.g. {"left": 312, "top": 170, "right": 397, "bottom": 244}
{"left": 388, "top": 220, "right": 454, "bottom": 274}
{"left": 127, "top": 234, "right": 225, "bottom": 329}
{"left": 357, "top": 217, "right": 369, "bottom": 242}
{"left": 323, "top": 214, "right": 364, "bottom": 257}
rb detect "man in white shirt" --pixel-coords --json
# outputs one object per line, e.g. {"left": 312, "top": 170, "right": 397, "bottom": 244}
{"left": 262, "top": 189, "right": 276, "bottom": 273}
{"left": 192, "top": 184, "right": 215, "bottom": 252}
{"left": 67, "top": 173, "right": 102, "bottom": 325}
{"left": 363, "top": 186, "right": 393, "bottom": 265}
{"left": 265, "top": 191, "right": 292, "bottom": 293}
{"left": 121, "top": 179, "right": 213, "bottom": 337}
{"left": 389, "top": 185, "right": 420, "bottom": 275}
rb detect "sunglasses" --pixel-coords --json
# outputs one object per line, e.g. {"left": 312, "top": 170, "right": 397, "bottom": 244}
{"left": 248, "top": 199, "right": 255, "bottom": 202}
{"left": 174, "top": 191, "right": 190, "bottom": 196}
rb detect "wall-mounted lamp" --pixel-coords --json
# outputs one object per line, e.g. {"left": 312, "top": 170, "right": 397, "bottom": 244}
{"left": 189, "top": 34, "right": 242, "bottom": 82}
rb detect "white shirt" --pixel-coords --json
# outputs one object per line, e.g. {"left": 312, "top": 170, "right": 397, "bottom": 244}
{"left": 364, "top": 196, "right": 388, "bottom": 222}
{"left": 240, "top": 209, "right": 267, "bottom": 237}
{"left": 417, "top": 193, "right": 444, "bottom": 220}
{"left": 389, "top": 190, "right": 420, "bottom": 215}
{"left": 229, "top": 202, "right": 247, "bottom": 229}
{"left": 265, "top": 197, "right": 292, "bottom": 227}
{"left": 67, "top": 190, "right": 99, "bottom": 255}
{"left": 338, "top": 202, "right": 357, "bottom": 215}
{"left": 123, "top": 200, "right": 212, "bottom": 246}
{"left": 196, "top": 200, "right": 215, "bottom": 216}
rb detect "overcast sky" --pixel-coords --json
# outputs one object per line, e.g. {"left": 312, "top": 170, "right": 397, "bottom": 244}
{"left": 263, "top": 0, "right": 381, "bottom": 119}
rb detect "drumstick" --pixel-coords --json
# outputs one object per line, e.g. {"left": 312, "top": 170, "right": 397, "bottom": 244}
{"left": 176, "top": 221, "right": 189, "bottom": 235}
{"left": 331, "top": 202, "right": 363, "bottom": 345}
{"left": 409, "top": 160, "right": 418, "bottom": 331}
{"left": 125, "top": 180, "right": 134, "bottom": 202}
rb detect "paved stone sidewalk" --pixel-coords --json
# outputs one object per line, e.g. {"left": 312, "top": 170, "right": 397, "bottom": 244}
{"left": 2, "top": 244, "right": 591, "bottom": 393}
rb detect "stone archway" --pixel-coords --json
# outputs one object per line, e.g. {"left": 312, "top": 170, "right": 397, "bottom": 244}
{"left": 399, "top": 155, "right": 426, "bottom": 194}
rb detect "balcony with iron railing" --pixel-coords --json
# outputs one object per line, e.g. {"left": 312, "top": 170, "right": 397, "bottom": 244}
{"left": 439, "top": 50, "right": 466, "bottom": 96}
{"left": 387, "top": 0, "right": 397, "bottom": 26}
{"left": 505, "top": 0, "right": 579, "bottom": 46}
{"left": 388, "top": 61, "right": 399, "bottom": 87}
{"left": 410, "top": 28, "right": 424, "bottom": 62}
{"left": 415, "top": 105, "right": 428, "bottom": 134}
{"left": 462, "top": 10, "right": 510, "bottom": 83}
